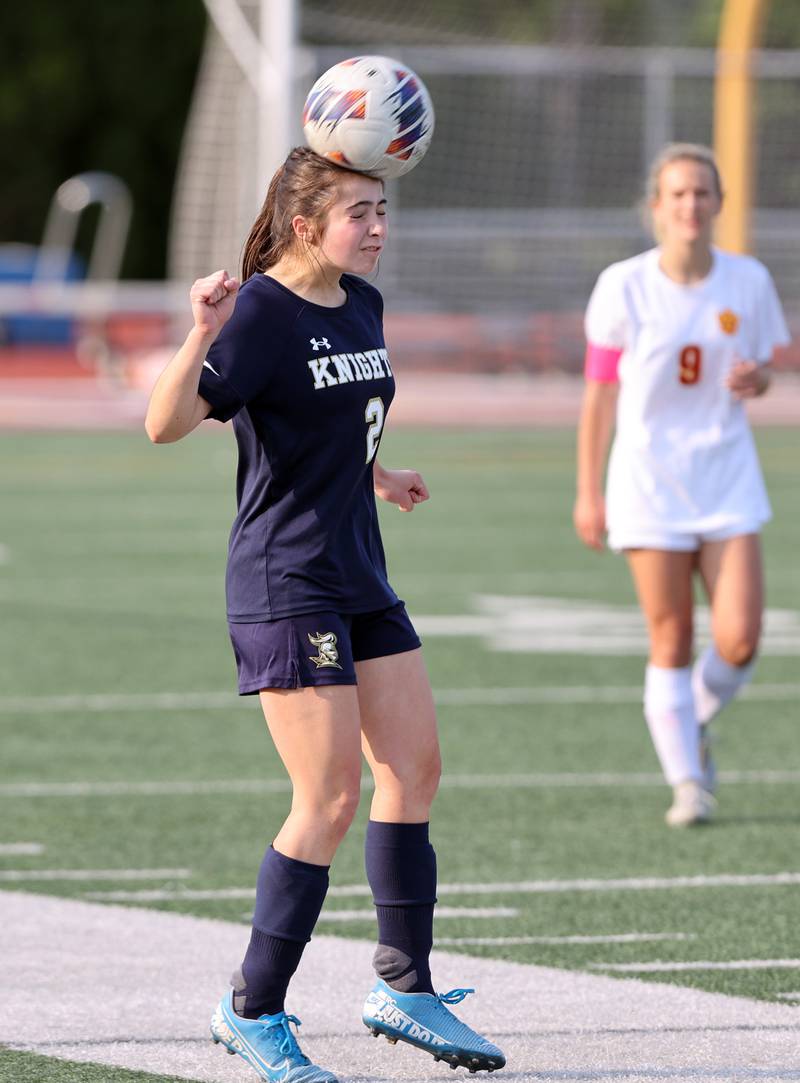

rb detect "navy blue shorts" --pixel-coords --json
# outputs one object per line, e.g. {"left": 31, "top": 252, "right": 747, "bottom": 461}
{"left": 228, "top": 602, "right": 421, "bottom": 694}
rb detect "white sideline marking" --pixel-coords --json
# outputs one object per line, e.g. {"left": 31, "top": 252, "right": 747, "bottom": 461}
{"left": 3, "top": 891, "right": 800, "bottom": 1081}
{"left": 437, "top": 932, "right": 695, "bottom": 946}
{"left": 84, "top": 871, "right": 800, "bottom": 903}
{"left": 592, "top": 959, "right": 800, "bottom": 973}
{"left": 4, "top": 767, "right": 800, "bottom": 799}
{"left": 0, "top": 842, "right": 44, "bottom": 856}
{"left": 0, "top": 868, "right": 190, "bottom": 882}
{"left": 1, "top": 681, "right": 798, "bottom": 713}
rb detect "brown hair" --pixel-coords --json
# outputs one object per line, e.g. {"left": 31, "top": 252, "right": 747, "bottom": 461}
{"left": 241, "top": 147, "right": 362, "bottom": 280}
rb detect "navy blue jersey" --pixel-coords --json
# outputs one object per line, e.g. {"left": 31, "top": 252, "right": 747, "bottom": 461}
{"left": 198, "top": 273, "right": 398, "bottom": 621}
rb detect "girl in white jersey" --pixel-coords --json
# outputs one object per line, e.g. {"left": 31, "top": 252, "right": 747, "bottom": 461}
{"left": 574, "top": 143, "right": 790, "bottom": 827}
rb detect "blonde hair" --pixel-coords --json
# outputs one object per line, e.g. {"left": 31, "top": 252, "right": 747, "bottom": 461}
{"left": 645, "top": 142, "right": 723, "bottom": 202}
{"left": 641, "top": 142, "right": 723, "bottom": 238}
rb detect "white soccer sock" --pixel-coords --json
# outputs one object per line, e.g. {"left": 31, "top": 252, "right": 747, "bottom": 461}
{"left": 644, "top": 664, "right": 702, "bottom": 786}
{"left": 692, "top": 644, "right": 755, "bottom": 726}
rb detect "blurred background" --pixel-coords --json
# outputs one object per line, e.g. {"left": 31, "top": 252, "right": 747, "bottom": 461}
{"left": 2, "top": 0, "right": 800, "bottom": 389}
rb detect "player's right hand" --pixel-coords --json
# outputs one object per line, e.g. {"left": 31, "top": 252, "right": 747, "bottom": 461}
{"left": 190, "top": 270, "right": 240, "bottom": 336}
{"left": 573, "top": 493, "right": 606, "bottom": 551}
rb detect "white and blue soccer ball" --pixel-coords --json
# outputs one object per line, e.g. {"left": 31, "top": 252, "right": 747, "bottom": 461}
{"left": 302, "top": 55, "right": 435, "bottom": 180}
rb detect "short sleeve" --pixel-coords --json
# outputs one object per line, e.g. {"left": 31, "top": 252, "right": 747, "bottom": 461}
{"left": 585, "top": 266, "right": 628, "bottom": 352}
{"left": 750, "top": 264, "right": 791, "bottom": 364}
{"left": 198, "top": 283, "right": 287, "bottom": 422}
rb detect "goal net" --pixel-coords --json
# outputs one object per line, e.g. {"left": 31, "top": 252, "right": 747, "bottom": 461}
{"left": 168, "top": 0, "right": 800, "bottom": 373}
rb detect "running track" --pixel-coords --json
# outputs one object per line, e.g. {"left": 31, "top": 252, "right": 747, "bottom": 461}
{"left": 1, "top": 371, "right": 799, "bottom": 430}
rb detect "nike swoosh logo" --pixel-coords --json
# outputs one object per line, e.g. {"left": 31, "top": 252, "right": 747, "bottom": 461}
{"left": 265, "top": 1060, "right": 290, "bottom": 1080}
{"left": 202, "top": 359, "right": 221, "bottom": 377}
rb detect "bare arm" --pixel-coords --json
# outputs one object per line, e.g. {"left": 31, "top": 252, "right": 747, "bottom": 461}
{"left": 574, "top": 379, "right": 618, "bottom": 551}
{"left": 145, "top": 270, "right": 239, "bottom": 443}
{"left": 373, "top": 459, "right": 430, "bottom": 512}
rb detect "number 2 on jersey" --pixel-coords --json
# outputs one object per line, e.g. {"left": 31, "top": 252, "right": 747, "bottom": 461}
{"left": 365, "top": 396, "right": 385, "bottom": 463}
{"left": 679, "top": 345, "right": 702, "bottom": 385}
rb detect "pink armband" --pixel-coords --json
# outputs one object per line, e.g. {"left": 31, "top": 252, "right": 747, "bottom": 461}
{"left": 584, "top": 343, "right": 622, "bottom": 383}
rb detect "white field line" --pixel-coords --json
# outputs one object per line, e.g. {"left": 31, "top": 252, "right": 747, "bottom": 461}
{"left": 84, "top": 871, "right": 800, "bottom": 903}
{"left": 437, "top": 683, "right": 800, "bottom": 706}
{"left": 1, "top": 682, "right": 799, "bottom": 713}
{"left": 777, "top": 992, "right": 800, "bottom": 1001}
{"left": 440, "top": 770, "right": 800, "bottom": 788}
{"left": 436, "top": 932, "right": 696, "bottom": 946}
{"left": 317, "top": 906, "right": 518, "bottom": 922}
{"left": 418, "top": 598, "right": 800, "bottom": 656}
{"left": 0, "top": 779, "right": 294, "bottom": 797}
{"left": 0, "top": 868, "right": 191, "bottom": 883}
{"left": 0, "top": 843, "right": 44, "bottom": 856}
{"left": 4, "top": 767, "right": 800, "bottom": 799}
{"left": 87, "top": 886, "right": 255, "bottom": 901}
{"left": 591, "top": 959, "right": 800, "bottom": 973}
{"left": 427, "top": 872, "right": 800, "bottom": 895}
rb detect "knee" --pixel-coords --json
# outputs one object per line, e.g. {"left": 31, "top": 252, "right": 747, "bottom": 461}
{"left": 717, "top": 636, "right": 759, "bottom": 668}
{"left": 715, "top": 614, "right": 761, "bottom": 668}
{"left": 318, "top": 783, "right": 361, "bottom": 841}
{"left": 648, "top": 614, "right": 693, "bottom": 668}
{"left": 379, "top": 749, "right": 442, "bottom": 807}
{"left": 416, "top": 749, "right": 442, "bottom": 804}
{"left": 412, "top": 748, "right": 443, "bottom": 806}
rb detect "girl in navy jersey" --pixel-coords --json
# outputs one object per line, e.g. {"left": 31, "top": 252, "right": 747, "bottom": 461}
{"left": 146, "top": 147, "right": 504, "bottom": 1083}
{"left": 574, "top": 143, "right": 789, "bottom": 829}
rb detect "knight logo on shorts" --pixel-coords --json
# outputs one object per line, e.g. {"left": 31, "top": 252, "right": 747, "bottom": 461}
{"left": 307, "top": 631, "right": 343, "bottom": 669}
{"left": 718, "top": 308, "right": 739, "bottom": 335}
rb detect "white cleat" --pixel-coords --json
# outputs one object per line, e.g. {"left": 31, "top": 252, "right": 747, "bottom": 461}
{"left": 665, "top": 780, "right": 716, "bottom": 828}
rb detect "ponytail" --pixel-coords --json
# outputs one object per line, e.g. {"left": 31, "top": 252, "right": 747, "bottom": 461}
{"left": 241, "top": 147, "right": 359, "bottom": 280}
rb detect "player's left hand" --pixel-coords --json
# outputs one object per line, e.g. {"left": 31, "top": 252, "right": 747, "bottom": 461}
{"left": 374, "top": 466, "right": 430, "bottom": 512}
{"left": 726, "top": 359, "right": 770, "bottom": 399}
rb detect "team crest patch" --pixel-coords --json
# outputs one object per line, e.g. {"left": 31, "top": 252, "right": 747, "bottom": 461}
{"left": 718, "top": 309, "right": 739, "bottom": 335}
{"left": 307, "top": 631, "right": 343, "bottom": 669}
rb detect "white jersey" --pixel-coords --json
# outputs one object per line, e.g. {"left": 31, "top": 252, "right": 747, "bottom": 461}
{"left": 585, "top": 246, "right": 790, "bottom": 536}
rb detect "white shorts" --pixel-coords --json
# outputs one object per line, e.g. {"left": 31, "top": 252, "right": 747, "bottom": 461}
{"left": 608, "top": 520, "right": 764, "bottom": 553}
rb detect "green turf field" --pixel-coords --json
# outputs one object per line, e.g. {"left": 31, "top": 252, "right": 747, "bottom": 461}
{"left": 1, "top": 424, "right": 799, "bottom": 1025}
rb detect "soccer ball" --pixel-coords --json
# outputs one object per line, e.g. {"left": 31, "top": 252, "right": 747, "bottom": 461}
{"left": 302, "top": 55, "right": 435, "bottom": 180}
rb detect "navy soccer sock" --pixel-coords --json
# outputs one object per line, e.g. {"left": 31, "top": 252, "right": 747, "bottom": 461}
{"left": 235, "top": 845, "right": 329, "bottom": 1018}
{"left": 365, "top": 819, "right": 437, "bottom": 995}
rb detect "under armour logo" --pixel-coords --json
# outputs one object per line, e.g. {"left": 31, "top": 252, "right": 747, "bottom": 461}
{"left": 310, "top": 337, "right": 331, "bottom": 351}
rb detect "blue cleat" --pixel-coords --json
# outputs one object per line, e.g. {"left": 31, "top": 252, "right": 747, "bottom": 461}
{"left": 210, "top": 990, "right": 338, "bottom": 1082}
{"left": 363, "top": 978, "right": 505, "bottom": 1073}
